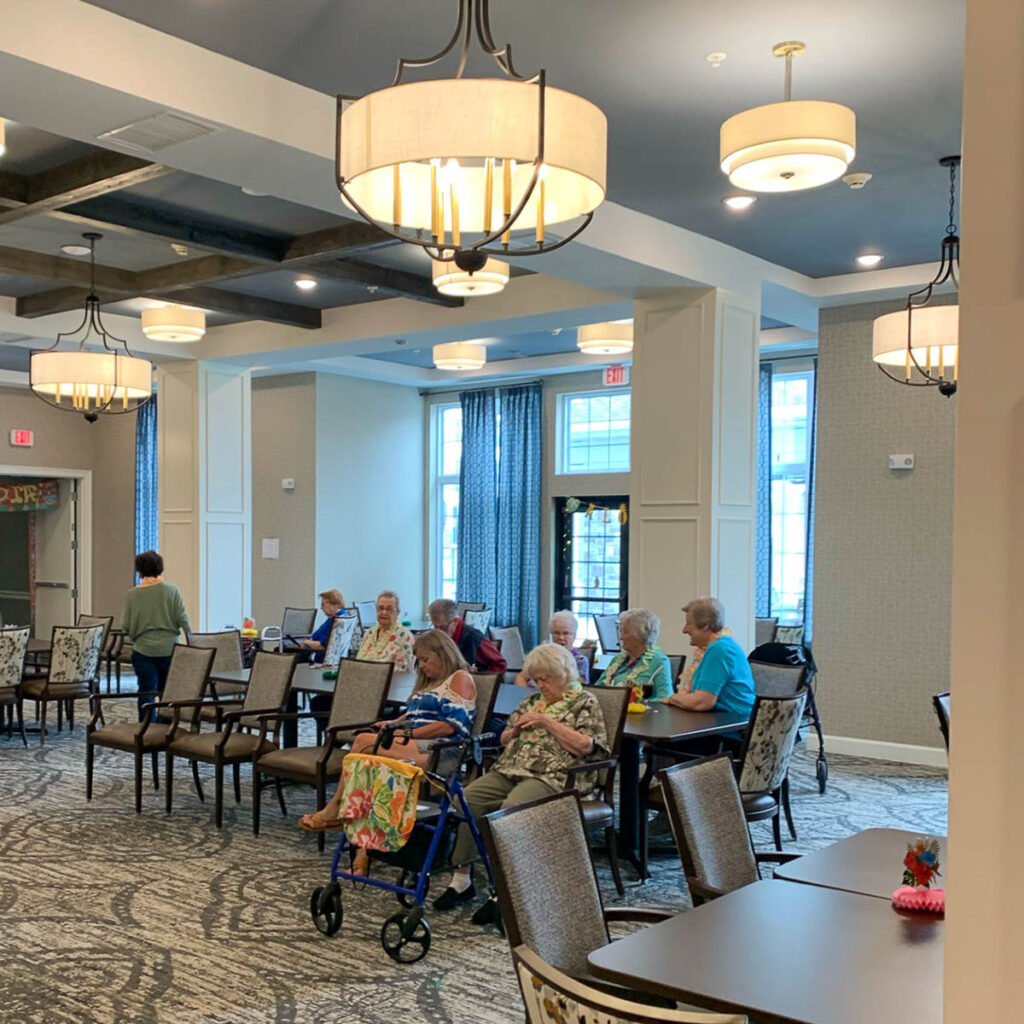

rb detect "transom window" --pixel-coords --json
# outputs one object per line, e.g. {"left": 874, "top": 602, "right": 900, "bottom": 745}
{"left": 557, "top": 389, "right": 631, "bottom": 474}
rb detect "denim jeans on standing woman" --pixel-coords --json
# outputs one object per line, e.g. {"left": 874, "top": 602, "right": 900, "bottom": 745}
{"left": 131, "top": 651, "right": 172, "bottom": 721}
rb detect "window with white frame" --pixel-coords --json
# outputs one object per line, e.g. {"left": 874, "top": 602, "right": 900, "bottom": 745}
{"left": 556, "top": 389, "right": 631, "bottom": 474}
{"left": 433, "top": 403, "right": 462, "bottom": 600}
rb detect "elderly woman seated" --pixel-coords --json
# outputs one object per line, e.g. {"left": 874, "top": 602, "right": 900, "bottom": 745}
{"left": 598, "top": 607, "right": 672, "bottom": 700}
{"left": 298, "top": 629, "right": 475, "bottom": 875}
{"left": 433, "top": 642, "right": 608, "bottom": 919}
{"left": 515, "top": 609, "right": 590, "bottom": 685}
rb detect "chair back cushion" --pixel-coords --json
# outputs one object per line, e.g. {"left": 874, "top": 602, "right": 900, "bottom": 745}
{"left": 464, "top": 608, "right": 493, "bottom": 634}
{"left": 592, "top": 614, "right": 621, "bottom": 654}
{"left": 738, "top": 691, "right": 807, "bottom": 793}
{"left": 240, "top": 651, "right": 296, "bottom": 727}
{"left": 512, "top": 945, "right": 746, "bottom": 1024}
{"left": 187, "top": 630, "right": 244, "bottom": 673}
{"left": 774, "top": 624, "right": 805, "bottom": 645}
{"left": 323, "top": 616, "right": 357, "bottom": 666}
{"left": 659, "top": 756, "right": 759, "bottom": 897}
{"left": 162, "top": 644, "right": 216, "bottom": 705}
{"left": 282, "top": 607, "right": 317, "bottom": 637}
{"left": 328, "top": 658, "right": 393, "bottom": 732}
{"left": 484, "top": 792, "right": 608, "bottom": 978}
{"left": 754, "top": 617, "right": 779, "bottom": 647}
{"left": 748, "top": 659, "right": 808, "bottom": 699}
{"left": 0, "top": 627, "right": 29, "bottom": 690}
{"left": 581, "top": 684, "right": 631, "bottom": 757}
{"left": 77, "top": 614, "right": 114, "bottom": 652}
{"left": 49, "top": 625, "right": 104, "bottom": 684}
{"left": 353, "top": 601, "right": 377, "bottom": 630}
{"left": 489, "top": 625, "right": 525, "bottom": 671}
{"left": 469, "top": 672, "right": 500, "bottom": 736}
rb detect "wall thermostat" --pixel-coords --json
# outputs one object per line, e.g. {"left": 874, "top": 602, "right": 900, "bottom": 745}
{"left": 281, "top": 478, "right": 296, "bottom": 490}
{"left": 888, "top": 454, "right": 914, "bottom": 471}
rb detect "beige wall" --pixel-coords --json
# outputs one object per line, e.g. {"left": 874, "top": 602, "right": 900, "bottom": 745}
{"left": 251, "top": 374, "right": 317, "bottom": 629}
{"left": 813, "top": 298, "right": 956, "bottom": 748}
{"left": 0, "top": 385, "right": 136, "bottom": 621}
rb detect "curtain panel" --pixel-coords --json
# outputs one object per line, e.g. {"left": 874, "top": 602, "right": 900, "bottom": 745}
{"left": 456, "top": 388, "right": 497, "bottom": 609}
{"left": 135, "top": 396, "right": 158, "bottom": 560}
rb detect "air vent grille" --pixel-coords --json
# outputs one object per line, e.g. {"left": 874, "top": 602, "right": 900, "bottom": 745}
{"left": 97, "top": 111, "right": 218, "bottom": 153}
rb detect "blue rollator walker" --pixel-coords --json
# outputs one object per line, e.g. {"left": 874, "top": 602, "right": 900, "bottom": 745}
{"left": 309, "top": 723, "right": 494, "bottom": 963}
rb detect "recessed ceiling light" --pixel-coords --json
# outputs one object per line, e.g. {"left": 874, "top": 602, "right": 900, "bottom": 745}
{"left": 723, "top": 195, "right": 757, "bottom": 211}
{"left": 61, "top": 243, "right": 91, "bottom": 256}
{"left": 705, "top": 52, "right": 727, "bottom": 68}
{"left": 295, "top": 276, "right": 318, "bottom": 291}
{"left": 241, "top": 186, "right": 269, "bottom": 197}
{"left": 857, "top": 253, "right": 884, "bottom": 267}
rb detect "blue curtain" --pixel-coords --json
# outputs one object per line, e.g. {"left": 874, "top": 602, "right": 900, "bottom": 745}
{"left": 134, "top": 396, "right": 158, "bottom": 561}
{"left": 456, "top": 389, "right": 497, "bottom": 609}
{"left": 803, "top": 358, "right": 819, "bottom": 643}
{"left": 755, "top": 364, "right": 773, "bottom": 617}
{"left": 495, "top": 384, "right": 542, "bottom": 648}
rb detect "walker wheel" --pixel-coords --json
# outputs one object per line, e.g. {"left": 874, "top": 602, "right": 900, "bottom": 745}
{"left": 381, "top": 911, "right": 432, "bottom": 963}
{"left": 816, "top": 756, "right": 828, "bottom": 794}
{"left": 310, "top": 882, "right": 343, "bottom": 936}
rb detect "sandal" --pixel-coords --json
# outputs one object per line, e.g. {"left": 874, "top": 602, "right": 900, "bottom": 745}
{"left": 350, "top": 850, "right": 372, "bottom": 877}
{"left": 299, "top": 808, "right": 345, "bottom": 832}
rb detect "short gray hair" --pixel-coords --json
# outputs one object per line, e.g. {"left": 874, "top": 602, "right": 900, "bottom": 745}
{"left": 619, "top": 607, "right": 660, "bottom": 646}
{"left": 376, "top": 590, "right": 401, "bottom": 612}
{"left": 548, "top": 609, "right": 578, "bottom": 636}
{"left": 522, "top": 642, "right": 578, "bottom": 688}
{"left": 428, "top": 598, "right": 457, "bottom": 623}
{"left": 683, "top": 596, "right": 725, "bottom": 632}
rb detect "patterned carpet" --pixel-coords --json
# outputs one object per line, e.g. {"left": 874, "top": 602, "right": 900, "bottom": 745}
{"left": 0, "top": 693, "right": 948, "bottom": 1024}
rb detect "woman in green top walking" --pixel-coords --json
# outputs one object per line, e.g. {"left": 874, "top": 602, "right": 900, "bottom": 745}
{"left": 120, "top": 550, "right": 191, "bottom": 719}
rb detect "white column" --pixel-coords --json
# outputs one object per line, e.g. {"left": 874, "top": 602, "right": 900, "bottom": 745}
{"left": 629, "top": 288, "right": 759, "bottom": 650}
{"left": 945, "top": 0, "right": 1024, "bottom": 1017}
{"left": 157, "top": 361, "right": 251, "bottom": 631}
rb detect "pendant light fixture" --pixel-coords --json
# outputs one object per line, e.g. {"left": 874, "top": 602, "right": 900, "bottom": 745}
{"left": 433, "top": 342, "right": 486, "bottom": 370}
{"left": 141, "top": 304, "right": 206, "bottom": 342}
{"left": 30, "top": 233, "right": 153, "bottom": 421}
{"left": 872, "top": 156, "right": 960, "bottom": 397}
{"left": 431, "top": 256, "right": 510, "bottom": 297}
{"left": 577, "top": 321, "right": 633, "bottom": 356}
{"left": 720, "top": 41, "right": 856, "bottom": 192}
{"left": 336, "top": 0, "right": 607, "bottom": 279}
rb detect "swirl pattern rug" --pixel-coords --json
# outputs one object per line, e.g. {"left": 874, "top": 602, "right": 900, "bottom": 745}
{"left": 0, "top": 695, "right": 948, "bottom": 1023}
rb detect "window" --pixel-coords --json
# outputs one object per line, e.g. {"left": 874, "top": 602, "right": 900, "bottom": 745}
{"left": 557, "top": 389, "right": 631, "bottom": 474}
{"left": 433, "top": 403, "right": 462, "bottom": 600}
{"left": 554, "top": 495, "right": 629, "bottom": 643}
{"left": 768, "top": 367, "right": 814, "bottom": 621}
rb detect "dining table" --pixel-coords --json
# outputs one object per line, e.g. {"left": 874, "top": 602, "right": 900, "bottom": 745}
{"left": 588, "top": 877, "right": 944, "bottom": 1024}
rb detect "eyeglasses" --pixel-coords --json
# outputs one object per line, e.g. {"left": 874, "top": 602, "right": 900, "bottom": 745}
{"left": 376, "top": 604, "right": 398, "bottom": 613}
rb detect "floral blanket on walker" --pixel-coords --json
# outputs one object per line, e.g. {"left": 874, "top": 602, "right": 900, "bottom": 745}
{"left": 339, "top": 753, "right": 423, "bottom": 852}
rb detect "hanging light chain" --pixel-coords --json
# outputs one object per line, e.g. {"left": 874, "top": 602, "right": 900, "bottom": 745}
{"left": 946, "top": 159, "right": 958, "bottom": 236}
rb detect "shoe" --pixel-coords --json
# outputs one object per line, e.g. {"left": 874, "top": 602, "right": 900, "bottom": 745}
{"left": 432, "top": 883, "right": 476, "bottom": 910}
{"left": 471, "top": 896, "right": 500, "bottom": 926}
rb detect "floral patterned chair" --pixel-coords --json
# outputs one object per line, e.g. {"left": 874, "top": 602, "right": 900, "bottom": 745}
{"left": 512, "top": 944, "right": 745, "bottom": 1024}
{"left": 0, "top": 626, "right": 30, "bottom": 745}
{"left": 19, "top": 624, "right": 104, "bottom": 745}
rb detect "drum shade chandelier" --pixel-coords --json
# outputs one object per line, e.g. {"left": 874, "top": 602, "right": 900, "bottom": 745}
{"left": 872, "top": 157, "right": 961, "bottom": 397}
{"left": 335, "top": 0, "right": 607, "bottom": 279}
{"left": 577, "top": 321, "right": 633, "bottom": 356}
{"left": 433, "top": 342, "right": 486, "bottom": 370}
{"left": 141, "top": 304, "right": 206, "bottom": 342}
{"left": 432, "top": 256, "right": 510, "bottom": 297}
{"left": 720, "top": 41, "right": 856, "bottom": 192}
{"left": 30, "top": 233, "right": 152, "bottom": 421}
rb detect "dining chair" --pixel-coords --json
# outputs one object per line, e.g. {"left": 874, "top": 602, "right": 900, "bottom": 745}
{"left": 19, "top": 624, "right": 104, "bottom": 745}
{"left": 463, "top": 607, "right": 493, "bottom": 633}
{"left": 666, "top": 654, "right": 687, "bottom": 691}
{"left": 86, "top": 644, "right": 216, "bottom": 812}
{"left": 754, "top": 616, "right": 779, "bottom": 647}
{"left": 482, "top": 791, "right": 672, "bottom": 991}
{"left": 489, "top": 625, "right": 525, "bottom": 672}
{"left": 322, "top": 615, "right": 357, "bottom": 666}
{"left": 657, "top": 754, "right": 798, "bottom": 905}
{"left": 456, "top": 599, "right": 487, "bottom": 619}
{"left": 932, "top": 691, "right": 950, "bottom": 751}
{"left": 511, "top": 944, "right": 746, "bottom": 1024}
{"left": 164, "top": 650, "right": 297, "bottom": 828}
{"left": 592, "top": 614, "right": 621, "bottom": 654}
{"left": 252, "top": 657, "right": 394, "bottom": 849}
{"left": 353, "top": 601, "right": 377, "bottom": 631}
{"left": 187, "top": 629, "right": 245, "bottom": 721}
{"left": 0, "top": 626, "right": 30, "bottom": 745}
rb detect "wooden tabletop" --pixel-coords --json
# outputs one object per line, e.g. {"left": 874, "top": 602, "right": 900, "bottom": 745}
{"left": 210, "top": 664, "right": 417, "bottom": 705}
{"left": 588, "top": 879, "right": 943, "bottom": 1024}
{"left": 774, "top": 827, "right": 948, "bottom": 900}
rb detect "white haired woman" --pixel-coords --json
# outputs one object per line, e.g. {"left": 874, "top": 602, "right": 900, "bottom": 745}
{"left": 434, "top": 642, "right": 608, "bottom": 918}
{"left": 514, "top": 609, "right": 590, "bottom": 685}
{"left": 598, "top": 607, "right": 672, "bottom": 700}
{"left": 355, "top": 589, "right": 415, "bottom": 672}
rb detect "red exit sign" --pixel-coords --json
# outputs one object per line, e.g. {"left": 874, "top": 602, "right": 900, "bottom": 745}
{"left": 602, "top": 365, "right": 630, "bottom": 387}
{"left": 9, "top": 429, "right": 33, "bottom": 448}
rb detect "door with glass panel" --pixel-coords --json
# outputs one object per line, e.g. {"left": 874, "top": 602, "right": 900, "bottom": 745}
{"left": 554, "top": 496, "right": 629, "bottom": 645}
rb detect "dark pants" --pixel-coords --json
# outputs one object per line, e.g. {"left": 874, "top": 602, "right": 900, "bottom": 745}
{"left": 131, "top": 651, "right": 172, "bottom": 721}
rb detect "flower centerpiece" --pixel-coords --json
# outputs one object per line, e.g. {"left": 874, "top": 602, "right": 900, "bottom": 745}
{"left": 891, "top": 836, "right": 945, "bottom": 913}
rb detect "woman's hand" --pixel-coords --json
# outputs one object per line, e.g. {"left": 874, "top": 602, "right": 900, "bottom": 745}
{"left": 513, "top": 671, "right": 532, "bottom": 687}
{"left": 513, "top": 710, "right": 551, "bottom": 733}
{"left": 300, "top": 638, "right": 322, "bottom": 650}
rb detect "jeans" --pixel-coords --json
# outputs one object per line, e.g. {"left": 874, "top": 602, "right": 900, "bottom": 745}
{"left": 131, "top": 651, "right": 172, "bottom": 721}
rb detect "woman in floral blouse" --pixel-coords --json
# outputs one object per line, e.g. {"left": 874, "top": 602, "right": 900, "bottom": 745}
{"left": 434, "top": 642, "right": 608, "bottom": 918}
{"left": 355, "top": 590, "right": 414, "bottom": 672}
{"left": 598, "top": 607, "right": 673, "bottom": 700}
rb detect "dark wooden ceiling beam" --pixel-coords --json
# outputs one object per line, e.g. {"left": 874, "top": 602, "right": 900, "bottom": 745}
{"left": 17, "top": 286, "right": 122, "bottom": 319}
{"left": 305, "top": 258, "right": 461, "bottom": 308}
{"left": 0, "top": 152, "right": 173, "bottom": 226}
{"left": 281, "top": 222, "right": 397, "bottom": 263}
{"left": 0, "top": 243, "right": 134, "bottom": 291}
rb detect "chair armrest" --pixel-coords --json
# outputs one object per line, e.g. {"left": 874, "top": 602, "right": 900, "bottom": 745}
{"left": 221, "top": 705, "right": 282, "bottom": 723}
{"left": 324, "top": 721, "right": 380, "bottom": 740}
{"left": 603, "top": 907, "right": 674, "bottom": 925}
{"left": 758, "top": 852, "right": 802, "bottom": 865}
{"left": 563, "top": 758, "right": 618, "bottom": 791}
{"left": 90, "top": 691, "right": 156, "bottom": 706}
{"left": 255, "top": 710, "right": 326, "bottom": 723}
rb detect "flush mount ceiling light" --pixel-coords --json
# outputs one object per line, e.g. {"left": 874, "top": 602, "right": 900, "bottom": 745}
{"left": 295, "top": 276, "right": 318, "bottom": 291}
{"left": 335, "top": 0, "right": 606, "bottom": 281}
{"left": 872, "top": 156, "right": 961, "bottom": 397}
{"left": 432, "top": 256, "right": 510, "bottom": 296}
{"left": 433, "top": 342, "right": 486, "bottom": 370}
{"left": 856, "top": 253, "right": 884, "bottom": 267}
{"left": 720, "top": 41, "right": 856, "bottom": 193}
{"left": 30, "top": 233, "right": 152, "bottom": 421}
{"left": 723, "top": 195, "right": 757, "bottom": 211}
{"left": 141, "top": 304, "right": 206, "bottom": 342}
{"left": 61, "top": 242, "right": 92, "bottom": 256}
{"left": 577, "top": 321, "right": 633, "bottom": 356}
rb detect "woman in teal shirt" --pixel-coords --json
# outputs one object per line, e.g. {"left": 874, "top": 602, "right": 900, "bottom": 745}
{"left": 599, "top": 608, "right": 672, "bottom": 700}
